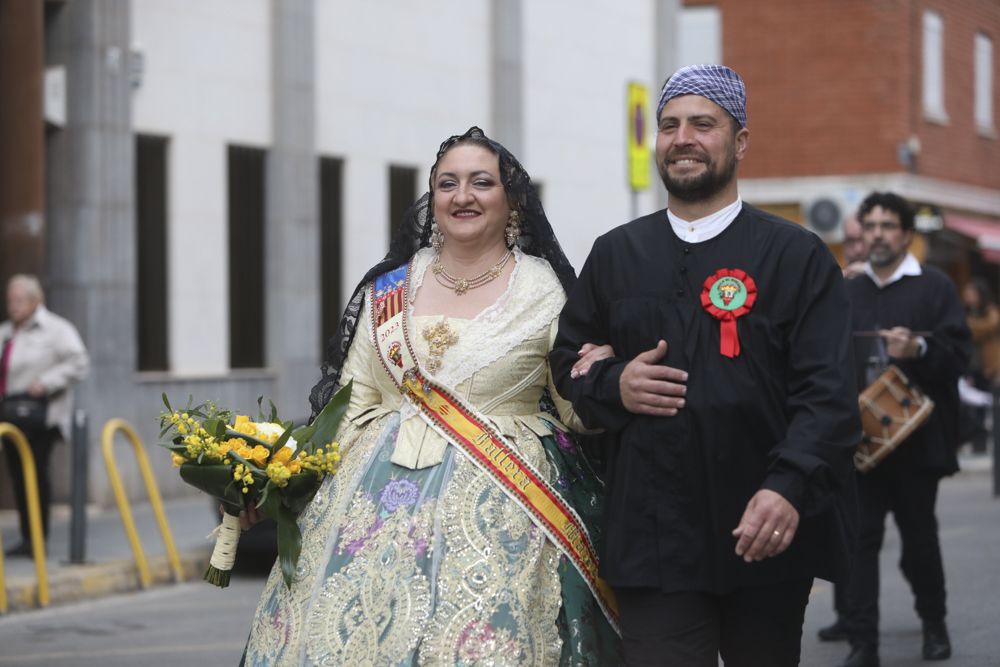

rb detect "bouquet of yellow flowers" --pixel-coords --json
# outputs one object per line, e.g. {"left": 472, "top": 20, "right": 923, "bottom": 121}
{"left": 160, "top": 382, "right": 352, "bottom": 588}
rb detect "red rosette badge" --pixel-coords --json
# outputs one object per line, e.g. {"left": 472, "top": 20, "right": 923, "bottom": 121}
{"left": 700, "top": 268, "right": 757, "bottom": 358}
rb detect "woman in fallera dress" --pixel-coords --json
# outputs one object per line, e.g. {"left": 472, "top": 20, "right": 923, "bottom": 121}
{"left": 242, "top": 127, "right": 621, "bottom": 666}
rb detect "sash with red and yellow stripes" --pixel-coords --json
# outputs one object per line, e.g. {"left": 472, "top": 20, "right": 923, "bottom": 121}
{"left": 371, "top": 262, "right": 619, "bottom": 632}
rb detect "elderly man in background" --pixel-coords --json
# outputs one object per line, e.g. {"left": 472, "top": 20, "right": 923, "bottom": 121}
{"left": 0, "top": 274, "right": 89, "bottom": 556}
{"left": 841, "top": 215, "right": 867, "bottom": 279}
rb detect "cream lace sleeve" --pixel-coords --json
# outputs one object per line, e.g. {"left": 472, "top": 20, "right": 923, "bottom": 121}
{"left": 338, "top": 289, "right": 384, "bottom": 421}
{"left": 546, "top": 318, "right": 600, "bottom": 434}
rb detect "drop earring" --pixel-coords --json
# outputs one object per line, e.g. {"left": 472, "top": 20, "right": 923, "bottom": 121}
{"left": 431, "top": 221, "right": 444, "bottom": 251}
{"left": 505, "top": 211, "right": 521, "bottom": 248}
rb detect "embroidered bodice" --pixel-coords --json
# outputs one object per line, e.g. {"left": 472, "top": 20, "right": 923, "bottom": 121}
{"left": 339, "top": 247, "right": 584, "bottom": 469}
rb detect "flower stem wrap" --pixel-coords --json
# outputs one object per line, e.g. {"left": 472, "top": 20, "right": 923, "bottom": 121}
{"left": 206, "top": 512, "right": 241, "bottom": 587}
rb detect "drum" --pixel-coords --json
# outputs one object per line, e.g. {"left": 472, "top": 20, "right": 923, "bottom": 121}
{"left": 855, "top": 365, "right": 934, "bottom": 472}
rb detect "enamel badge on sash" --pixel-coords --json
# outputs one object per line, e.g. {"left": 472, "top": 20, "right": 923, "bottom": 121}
{"left": 701, "top": 268, "right": 757, "bottom": 358}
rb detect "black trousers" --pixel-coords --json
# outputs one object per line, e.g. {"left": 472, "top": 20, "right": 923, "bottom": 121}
{"left": 615, "top": 578, "right": 813, "bottom": 667}
{"left": 844, "top": 465, "right": 946, "bottom": 647}
{"left": 2, "top": 425, "right": 56, "bottom": 542}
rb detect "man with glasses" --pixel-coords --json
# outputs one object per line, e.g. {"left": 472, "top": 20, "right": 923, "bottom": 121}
{"left": 839, "top": 192, "right": 970, "bottom": 667}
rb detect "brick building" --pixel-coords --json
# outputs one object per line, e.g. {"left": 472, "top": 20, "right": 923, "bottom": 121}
{"left": 683, "top": 0, "right": 999, "bottom": 284}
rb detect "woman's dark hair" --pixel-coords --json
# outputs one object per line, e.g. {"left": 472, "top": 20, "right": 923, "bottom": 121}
{"left": 308, "top": 126, "right": 576, "bottom": 419}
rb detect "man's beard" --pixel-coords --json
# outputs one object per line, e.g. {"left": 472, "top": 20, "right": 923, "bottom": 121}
{"left": 658, "top": 150, "right": 737, "bottom": 202}
{"left": 868, "top": 245, "right": 903, "bottom": 268}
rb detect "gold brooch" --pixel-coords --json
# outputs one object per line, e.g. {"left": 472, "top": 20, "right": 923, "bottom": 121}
{"left": 422, "top": 320, "right": 459, "bottom": 373}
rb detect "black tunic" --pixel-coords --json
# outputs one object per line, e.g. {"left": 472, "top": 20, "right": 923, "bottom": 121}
{"left": 551, "top": 204, "right": 860, "bottom": 594}
{"left": 845, "top": 265, "right": 971, "bottom": 475}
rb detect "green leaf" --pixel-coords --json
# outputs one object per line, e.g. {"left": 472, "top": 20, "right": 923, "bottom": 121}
{"left": 291, "top": 423, "right": 316, "bottom": 450}
{"left": 178, "top": 463, "right": 245, "bottom": 513}
{"left": 162, "top": 393, "right": 173, "bottom": 412}
{"left": 257, "top": 480, "right": 273, "bottom": 509}
{"left": 309, "top": 380, "right": 353, "bottom": 448}
{"left": 269, "top": 399, "right": 279, "bottom": 423}
{"left": 272, "top": 422, "right": 294, "bottom": 453}
{"left": 273, "top": 502, "right": 302, "bottom": 589}
{"left": 281, "top": 473, "right": 322, "bottom": 514}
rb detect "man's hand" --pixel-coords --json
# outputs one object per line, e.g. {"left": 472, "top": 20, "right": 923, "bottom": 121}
{"left": 879, "top": 326, "right": 921, "bottom": 359}
{"left": 27, "top": 380, "right": 46, "bottom": 398}
{"left": 842, "top": 261, "right": 866, "bottom": 279}
{"left": 619, "top": 340, "right": 688, "bottom": 416}
{"left": 732, "top": 489, "right": 799, "bottom": 562}
{"left": 570, "top": 343, "right": 615, "bottom": 379}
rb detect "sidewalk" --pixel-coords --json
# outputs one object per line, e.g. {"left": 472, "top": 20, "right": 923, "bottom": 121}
{"left": 0, "top": 493, "right": 218, "bottom": 613}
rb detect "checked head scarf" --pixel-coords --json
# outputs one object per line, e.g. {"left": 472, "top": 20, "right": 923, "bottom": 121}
{"left": 656, "top": 64, "right": 748, "bottom": 128}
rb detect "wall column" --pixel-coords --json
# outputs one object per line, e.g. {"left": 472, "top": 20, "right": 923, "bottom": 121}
{"left": 267, "top": 0, "right": 319, "bottom": 419}
{"left": 45, "top": 0, "right": 134, "bottom": 499}
{"left": 491, "top": 0, "right": 524, "bottom": 157}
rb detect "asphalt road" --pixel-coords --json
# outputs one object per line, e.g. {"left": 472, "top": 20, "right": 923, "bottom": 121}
{"left": 0, "top": 576, "right": 265, "bottom": 666}
{"left": 0, "top": 469, "right": 996, "bottom": 666}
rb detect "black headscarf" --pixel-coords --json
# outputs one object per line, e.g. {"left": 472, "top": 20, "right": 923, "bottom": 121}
{"left": 308, "top": 126, "right": 577, "bottom": 418}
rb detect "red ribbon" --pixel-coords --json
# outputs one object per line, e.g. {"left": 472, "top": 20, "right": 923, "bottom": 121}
{"left": 700, "top": 268, "right": 758, "bottom": 358}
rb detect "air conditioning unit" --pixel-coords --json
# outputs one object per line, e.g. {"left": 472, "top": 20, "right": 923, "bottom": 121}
{"left": 803, "top": 196, "right": 854, "bottom": 243}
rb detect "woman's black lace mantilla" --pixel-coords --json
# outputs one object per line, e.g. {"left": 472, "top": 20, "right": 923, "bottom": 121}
{"left": 308, "top": 126, "right": 578, "bottom": 420}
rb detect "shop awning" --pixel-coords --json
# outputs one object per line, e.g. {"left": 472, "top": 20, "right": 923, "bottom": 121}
{"left": 944, "top": 214, "right": 1000, "bottom": 263}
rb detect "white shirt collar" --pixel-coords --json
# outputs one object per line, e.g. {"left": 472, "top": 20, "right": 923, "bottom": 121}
{"left": 864, "top": 252, "right": 922, "bottom": 289}
{"left": 666, "top": 198, "right": 743, "bottom": 243}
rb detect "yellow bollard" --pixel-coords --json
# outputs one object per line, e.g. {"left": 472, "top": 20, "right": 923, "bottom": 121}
{"left": 101, "top": 418, "right": 183, "bottom": 588}
{"left": 0, "top": 422, "right": 50, "bottom": 611}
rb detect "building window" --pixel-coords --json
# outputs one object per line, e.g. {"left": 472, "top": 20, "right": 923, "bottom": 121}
{"left": 922, "top": 10, "right": 948, "bottom": 123}
{"left": 975, "top": 32, "right": 995, "bottom": 134}
{"left": 228, "top": 145, "right": 267, "bottom": 369}
{"left": 388, "top": 165, "right": 418, "bottom": 244}
{"left": 679, "top": 5, "right": 721, "bottom": 68}
{"left": 319, "top": 156, "right": 343, "bottom": 360}
{"left": 135, "top": 134, "right": 169, "bottom": 371}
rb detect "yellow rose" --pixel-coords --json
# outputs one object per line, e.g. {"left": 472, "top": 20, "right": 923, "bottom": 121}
{"left": 271, "top": 447, "right": 294, "bottom": 465}
{"left": 250, "top": 445, "right": 270, "bottom": 466}
{"left": 232, "top": 415, "right": 257, "bottom": 437}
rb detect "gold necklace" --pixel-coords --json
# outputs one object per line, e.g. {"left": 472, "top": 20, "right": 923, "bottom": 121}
{"left": 431, "top": 250, "right": 512, "bottom": 295}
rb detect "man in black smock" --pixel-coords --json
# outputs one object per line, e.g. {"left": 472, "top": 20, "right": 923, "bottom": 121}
{"left": 837, "top": 192, "right": 970, "bottom": 667}
{"left": 550, "top": 64, "right": 860, "bottom": 667}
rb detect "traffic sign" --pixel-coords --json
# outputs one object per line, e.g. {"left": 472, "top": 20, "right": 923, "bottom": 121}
{"left": 627, "top": 82, "right": 651, "bottom": 192}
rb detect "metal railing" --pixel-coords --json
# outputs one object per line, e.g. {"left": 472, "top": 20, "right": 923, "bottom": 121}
{"left": 101, "top": 418, "right": 183, "bottom": 587}
{"left": 0, "top": 422, "right": 49, "bottom": 612}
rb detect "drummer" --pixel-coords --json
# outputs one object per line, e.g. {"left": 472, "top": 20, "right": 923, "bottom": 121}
{"left": 838, "top": 191, "right": 971, "bottom": 667}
